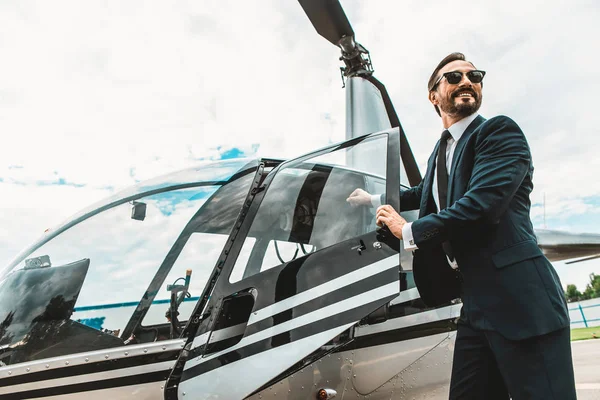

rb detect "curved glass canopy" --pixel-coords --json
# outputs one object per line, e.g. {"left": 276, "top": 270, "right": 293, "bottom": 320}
{"left": 3, "top": 158, "right": 258, "bottom": 274}
{"left": 0, "top": 159, "right": 259, "bottom": 366}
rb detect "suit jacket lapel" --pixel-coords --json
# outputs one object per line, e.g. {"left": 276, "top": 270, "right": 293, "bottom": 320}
{"left": 420, "top": 141, "right": 440, "bottom": 216}
{"left": 448, "top": 115, "right": 486, "bottom": 202}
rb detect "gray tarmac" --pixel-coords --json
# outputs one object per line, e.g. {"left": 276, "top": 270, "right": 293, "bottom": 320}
{"left": 573, "top": 339, "right": 600, "bottom": 400}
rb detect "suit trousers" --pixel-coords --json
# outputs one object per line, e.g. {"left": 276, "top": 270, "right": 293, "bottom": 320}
{"left": 449, "top": 320, "right": 577, "bottom": 400}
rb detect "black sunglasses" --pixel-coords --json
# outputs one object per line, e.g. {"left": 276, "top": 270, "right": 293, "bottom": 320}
{"left": 432, "top": 70, "right": 486, "bottom": 90}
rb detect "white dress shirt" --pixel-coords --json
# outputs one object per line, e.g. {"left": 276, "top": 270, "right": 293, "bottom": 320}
{"left": 397, "top": 113, "right": 479, "bottom": 268}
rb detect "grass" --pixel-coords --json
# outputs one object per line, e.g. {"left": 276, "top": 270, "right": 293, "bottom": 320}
{"left": 571, "top": 326, "right": 600, "bottom": 341}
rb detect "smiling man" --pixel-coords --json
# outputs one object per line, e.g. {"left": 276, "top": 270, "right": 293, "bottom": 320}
{"left": 349, "top": 53, "right": 576, "bottom": 399}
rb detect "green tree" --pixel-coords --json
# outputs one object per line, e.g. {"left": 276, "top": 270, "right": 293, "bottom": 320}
{"left": 565, "top": 284, "right": 582, "bottom": 302}
{"left": 574, "top": 274, "right": 600, "bottom": 301}
{"left": 590, "top": 273, "right": 600, "bottom": 298}
{"left": 582, "top": 286, "right": 594, "bottom": 300}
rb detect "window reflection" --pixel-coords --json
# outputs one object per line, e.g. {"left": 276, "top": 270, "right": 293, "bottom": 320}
{"left": 0, "top": 162, "right": 257, "bottom": 366}
{"left": 143, "top": 232, "right": 228, "bottom": 326}
{"left": 230, "top": 135, "right": 388, "bottom": 283}
{"left": 0, "top": 187, "right": 214, "bottom": 366}
{"left": 26, "top": 187, "right": 216, "bottom": 334}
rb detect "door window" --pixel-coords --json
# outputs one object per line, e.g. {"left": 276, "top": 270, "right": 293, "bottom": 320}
{"left": 230, "top": 134, "right": 388, "bottom": 283}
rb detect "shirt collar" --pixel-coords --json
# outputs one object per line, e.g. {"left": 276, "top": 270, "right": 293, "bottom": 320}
{"left": 446, "top": 113, "right": 479, "bottom": 142}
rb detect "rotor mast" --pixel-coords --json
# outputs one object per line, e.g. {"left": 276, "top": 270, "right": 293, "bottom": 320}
{"left": 298, "top": 0, "right": 373, "bottom": 83}
{"left": 298, "top": 0, "right": 422, "bottom": 186}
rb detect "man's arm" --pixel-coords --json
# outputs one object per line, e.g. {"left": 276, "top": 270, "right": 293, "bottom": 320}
{"left": 399, "top": 181, "right": 423, "bottom": 212}
{"left": 347, "top": 180, "right": 424, "bottom": 211}
{"left": 411, "top": 116, "right": 531, "bottom": 248}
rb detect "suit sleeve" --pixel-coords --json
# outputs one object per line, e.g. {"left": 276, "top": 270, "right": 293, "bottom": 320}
{"left": 379, "top": 180, "right": 423, "bottom": 211}
{"left": 397, "top": 180, "right": 423, "bottom": 211}
{"left": 411, "top": 116, "right": 531, "bottom": 248}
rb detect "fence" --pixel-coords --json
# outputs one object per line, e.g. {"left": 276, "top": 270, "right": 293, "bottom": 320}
{"left": 569, "top": 298, "right": 600, "bottom": 328}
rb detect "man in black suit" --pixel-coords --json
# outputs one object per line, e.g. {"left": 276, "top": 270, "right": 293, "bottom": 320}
{"left": 348, "top": 53, "right": 576, "bottom": 399}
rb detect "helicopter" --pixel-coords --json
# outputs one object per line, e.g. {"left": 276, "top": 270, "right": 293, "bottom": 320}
{"left": 0, "top": 1, "right": 599, "bottom": 399}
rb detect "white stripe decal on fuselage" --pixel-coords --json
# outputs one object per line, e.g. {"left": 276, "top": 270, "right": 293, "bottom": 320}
{"left": 389, "top": 287, "right": 421, "bottom": 306}
{"left": 247, "top": 255, "right": 398, "bottom": 326}
{"left": 0, "top": 339, "right": 185, "bottom": 379}
{"left": 207, "top": 322, "right": 247, "bottom": 343}
{"left": 191, "top": 331, "right": 211, "bottom": 350}
{"left": 184, "top": 281, "right": 399, "bottom": 371}
{"left": 179, "top": 323, "right": 356, "bottom": 400}
{"left": 0, "top": 360, "right": 175, "bottom": 396}
{"left": 354, "top": 304, "right": 461, "bottom": 337}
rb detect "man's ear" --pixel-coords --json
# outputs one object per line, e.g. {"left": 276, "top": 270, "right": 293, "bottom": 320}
{"left": 429, "top": 91, "right": 438, "bottom": 106}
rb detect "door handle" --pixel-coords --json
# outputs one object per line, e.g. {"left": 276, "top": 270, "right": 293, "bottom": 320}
{"left": 351, "top": 240, "right": 366, "bottom": 255}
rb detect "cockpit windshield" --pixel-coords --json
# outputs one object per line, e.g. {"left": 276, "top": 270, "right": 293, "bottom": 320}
{"left": 0, "top": 159, "right": 259, "bottom": 366}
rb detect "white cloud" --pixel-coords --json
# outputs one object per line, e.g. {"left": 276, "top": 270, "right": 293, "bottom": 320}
{"left": 0, "top": 183, "right": 113, "bottom": 268}
{"left": 358, "top": 0, "right": 600, "bottom": 232}
{"left": 554, "top": 259, "right": 600, "bottom": 292}
{"left": 0, "top": 0, "right": 599, "bottom": 283}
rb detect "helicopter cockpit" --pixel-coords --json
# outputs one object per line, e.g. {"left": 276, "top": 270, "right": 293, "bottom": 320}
{"left": 0, "top": 132, "right": 415, "bottom": 369}
{"left": 0, "top": 159, "right": 260, "bottom": 366}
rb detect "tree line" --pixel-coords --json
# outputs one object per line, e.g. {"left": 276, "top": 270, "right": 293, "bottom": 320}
{"left": 565, "top": 273, "right": 600, "bottom": 302}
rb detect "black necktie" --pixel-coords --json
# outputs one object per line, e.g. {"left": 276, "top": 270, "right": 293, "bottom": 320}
{"left": 437, "top": 130, "right": 455, "bottom": 262}
{"left": 437, "top": 129, "right": 452, "bottom": 211}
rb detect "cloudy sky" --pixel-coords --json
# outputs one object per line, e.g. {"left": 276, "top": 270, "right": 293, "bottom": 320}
{"left": 1, "top": 0, "right": 599, "bottom": 291}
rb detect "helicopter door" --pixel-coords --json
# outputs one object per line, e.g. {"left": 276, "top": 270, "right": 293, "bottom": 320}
{"left": 173, "top": 130, "right": 401, "bottom": 399}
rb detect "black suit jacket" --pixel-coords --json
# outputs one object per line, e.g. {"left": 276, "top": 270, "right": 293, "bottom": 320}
{"left": 402, "top": 115, "right": 569, "bottom": 340}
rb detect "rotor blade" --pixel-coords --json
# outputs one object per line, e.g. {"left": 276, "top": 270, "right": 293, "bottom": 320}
{"left": 565, "top": 254, "right": 600, "bottom": 265}
{"left": 365, "top": 76, "right": 422, "bottom": 186}
{"left": 536, "top": 229, "right": 600, "bottom": 262}
{"left": 298, "top": 0, "right": 355, "bottom": 47}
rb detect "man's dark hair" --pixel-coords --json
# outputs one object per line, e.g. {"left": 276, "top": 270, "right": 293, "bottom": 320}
{"left": 428, "top": 52, "right": 475, "bottom": 116}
